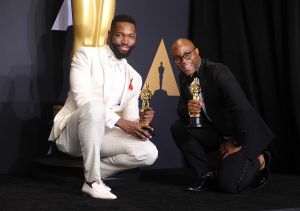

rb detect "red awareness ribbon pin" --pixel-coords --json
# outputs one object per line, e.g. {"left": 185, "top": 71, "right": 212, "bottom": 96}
{"left": 129, "top": 78, "right": 133, "bottom": 91}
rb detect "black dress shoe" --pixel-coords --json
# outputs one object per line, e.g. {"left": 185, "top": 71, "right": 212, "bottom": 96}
{"left": 183, "top": 176, "right": 214, "bottom": 192}
{"left": 252, "top": 151, "right": 271, "bottom": 189}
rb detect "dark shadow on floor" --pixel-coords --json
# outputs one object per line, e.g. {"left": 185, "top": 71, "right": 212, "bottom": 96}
{"left": 1, "top": 169, "right": 300, "bottom": 211}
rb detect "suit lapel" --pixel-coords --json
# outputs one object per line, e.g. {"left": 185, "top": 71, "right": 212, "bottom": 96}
{"left": 198, "top": 59, "right": 207, "bottom": 100}
{"left": 198, "top": 59, "right": 209, "bottom": 116}
{"left": 98, "top": 47, "right": 111, "bottom": 104}
{"left": 120, "top": 64, "right": 130, "bottom": 106}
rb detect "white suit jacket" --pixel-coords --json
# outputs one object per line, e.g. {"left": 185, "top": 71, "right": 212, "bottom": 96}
{"left": 48, "top": 45, "right": 142, "bottom": 141}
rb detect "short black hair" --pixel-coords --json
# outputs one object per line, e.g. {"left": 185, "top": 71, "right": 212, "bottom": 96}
{"left": 110, "top": 14, "right": 136, "bottom": 29}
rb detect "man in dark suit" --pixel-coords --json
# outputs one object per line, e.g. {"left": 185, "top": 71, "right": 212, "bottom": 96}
{"left": 170, "top": 38, "right": 274, "bottom": 193}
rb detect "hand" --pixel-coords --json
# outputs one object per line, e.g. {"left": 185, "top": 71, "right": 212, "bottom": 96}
{"left": 219, "top": 137, "right": 242, "bottom": 160}
{"left": 139, "top": 107, "right": 155, "bottom": 123}
{"left": 116, "top": 118, "right": 153, "bottom": 140}
{"left": 187, "top": 100, "right": 201, "bottom": 115}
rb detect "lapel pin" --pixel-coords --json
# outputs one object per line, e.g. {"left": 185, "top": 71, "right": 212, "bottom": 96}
{"left": 129, "top": 78, "right": 133, "bottom": 91}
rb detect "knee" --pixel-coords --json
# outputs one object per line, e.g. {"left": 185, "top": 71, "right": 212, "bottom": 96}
{"left": 143, "top": 144, "right": 158, "bottom": 166}
{"left": 147, "top": 146, "right": 158, "bottom": 165}
{"left": 132, "top": 144, "right": 158, "bottom": 166}
{"left": 80, "top": 101, "right": 105, "bottom": 122}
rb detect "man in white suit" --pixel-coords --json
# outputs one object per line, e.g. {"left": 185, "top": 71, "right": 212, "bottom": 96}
{"left": 48, "top": 14, "right": 158, "bottom": 200}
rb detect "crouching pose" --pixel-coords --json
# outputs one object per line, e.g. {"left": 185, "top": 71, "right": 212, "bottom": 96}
{"left": 48, "top": 15, "right": 158, "bottom": 200}
{"left": 170, "top": 38, "right": 273, "bottom": 193}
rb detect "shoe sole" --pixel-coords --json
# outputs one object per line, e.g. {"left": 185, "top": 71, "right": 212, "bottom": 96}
{"left": 81, "top": 191, "right": 117, "bottom": 200}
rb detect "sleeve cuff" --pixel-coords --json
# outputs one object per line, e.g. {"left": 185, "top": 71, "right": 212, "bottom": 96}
{"left": 106, "top": 113, "right": 121, "bottom": 128}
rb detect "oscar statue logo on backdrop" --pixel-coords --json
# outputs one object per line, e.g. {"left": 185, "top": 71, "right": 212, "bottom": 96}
{"left": 142, "top": 39, "right": 183, "bottom": 168}
{"left": 143, "top": 39, "right": 179, "bottom": 96}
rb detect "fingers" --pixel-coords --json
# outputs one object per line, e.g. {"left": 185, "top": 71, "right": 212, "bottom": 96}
{"left": 188, "top": 101, "right": 201, "bottom": 109}
{"left": 140, "top": 107, "right": 155, "bottom": 122}
{"left": 219, "top": 144, "right": 242, "bottom": 160}
{"left": 219, "top": 144, "right": 227, "bottom": 160}
{"left": 221, "top": 151, "right": 230, "bottom": 160}
{"left": 188, "top": 100, "right": 201, "bottom": 114}
{"left": 143, "top": 107, "right": 154, "bottom": 112}
{"left": 134, "top": 124, "right": 153, "bottom": 140}
{"left": 220, "top": 145, "right": 232, "bottom": 160}
{"left": 140, "top": 107, "right": 154, "bottom": 114}
{"left": 142, "top": 112, "right": 154, "bottom": 119}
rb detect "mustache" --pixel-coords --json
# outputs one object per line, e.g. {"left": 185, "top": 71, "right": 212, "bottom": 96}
{"left": 109, "top": 41, "right": 135, "bottom": 59}
{"left": 116, "top": 43, "right": 133, "bottom": 49}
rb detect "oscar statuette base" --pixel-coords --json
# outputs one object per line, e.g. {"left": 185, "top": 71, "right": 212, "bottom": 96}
{"left": 188, "top": 116, "right": 202, "bottom": 128}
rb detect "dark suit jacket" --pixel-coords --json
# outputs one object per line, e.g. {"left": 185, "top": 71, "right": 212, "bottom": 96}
{"left": 177, "top": 59, "right": 274, "bottom": 160}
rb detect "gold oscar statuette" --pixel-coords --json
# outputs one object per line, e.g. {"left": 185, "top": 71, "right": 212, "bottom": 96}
{"left": 140, "top": 83, "right": 155, "bottom": 136}
{"left": 188, "top": 78, "right": 203, "bottom": 128}
{"left": 140, "top": 83, "right": 153, "bottom": 126}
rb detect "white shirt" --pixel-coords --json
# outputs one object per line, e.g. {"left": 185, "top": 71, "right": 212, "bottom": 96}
{"left": 105, "top": 46, "right": 128, "bottom": 125}
{"left": 200, "top": 92, "right": 211, "bottom": 122}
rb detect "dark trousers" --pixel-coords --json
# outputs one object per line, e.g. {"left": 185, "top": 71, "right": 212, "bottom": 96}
{"left": 170, "top": 119, "right": 260, "bottom": 193}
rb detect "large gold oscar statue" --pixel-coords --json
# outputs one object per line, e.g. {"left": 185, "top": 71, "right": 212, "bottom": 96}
{"left": 71, "top": 0, "right": 116, "bottom": 55}
{"left": 53, "top": 0, "right": 116, "bottom": 118}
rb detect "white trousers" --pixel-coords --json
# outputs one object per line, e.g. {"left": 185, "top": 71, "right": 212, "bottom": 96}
{"left": 55, "top": 101, "right": 158, "bottom": 184}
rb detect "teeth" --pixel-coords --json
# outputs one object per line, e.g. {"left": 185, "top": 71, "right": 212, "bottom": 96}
{"left": 184, "top": 63, "right": 192, "bottom": 69}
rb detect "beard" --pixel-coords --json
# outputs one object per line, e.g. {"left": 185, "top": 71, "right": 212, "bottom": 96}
{"left": 109, "top": 40, "right": 135, "bottom": 59}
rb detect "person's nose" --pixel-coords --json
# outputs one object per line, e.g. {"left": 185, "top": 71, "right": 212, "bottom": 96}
{"left": 181, "top": 56, "right": 189, "bottom": 64}
{"left": 121, "top": 36, "right": 129, "bottom": 45}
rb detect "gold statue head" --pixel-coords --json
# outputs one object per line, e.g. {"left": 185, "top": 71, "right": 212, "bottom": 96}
{"left": 189, "top": 78, "right": 201, "bottom": 100}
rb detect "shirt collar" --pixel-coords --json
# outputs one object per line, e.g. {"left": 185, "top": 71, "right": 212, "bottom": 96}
{"left": 193, "top": 58, "right": 206, "bottom": 78}
{"left": 105, "top": 45, "right": 128, "bottom": 65}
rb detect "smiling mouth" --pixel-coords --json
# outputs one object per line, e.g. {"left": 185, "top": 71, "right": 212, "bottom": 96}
{"left": 183, "top": 63, "right": 192, "bottom": 70}
{"left": 118, "top": 45, "right": 130, "bottom": 52}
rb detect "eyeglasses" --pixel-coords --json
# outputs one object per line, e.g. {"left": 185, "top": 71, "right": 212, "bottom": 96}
{"left": 173, "top": 48, "right": 196, "bottom": 64}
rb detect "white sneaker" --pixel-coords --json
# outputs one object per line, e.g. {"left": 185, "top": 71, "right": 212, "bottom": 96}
{"left": 82, "top": 182, "right": 117, "bottom": 200}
